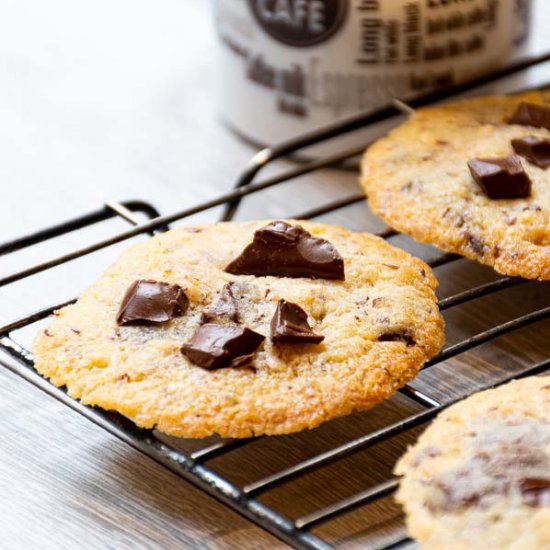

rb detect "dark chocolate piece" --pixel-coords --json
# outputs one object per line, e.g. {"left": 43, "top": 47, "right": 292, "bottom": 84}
{"left": 270, "top": 300, "right": 324, "bottom": 345}
{"left": 511, "top": 135, "right": 550, "bottom": 168}
{"left": 202, "top": 282, "right": 239, "bottom": 323}
{"left": 378, "top": 331, "right": 416, "bottom": 346}
{"left": 425, "top": 422, "right": 550, "bottom": 513}
{"left": 520, "top": 478, "right": 550, "bottom": 508}
{"left": 181, "top": 323, "right": 265, "bottom": 369}
{"left": 467, "top": 155, "right": 531, "bottom": 199}
{"left": 411, "top": 446, "right": 441, "bottom": 467}
{"left": 509, "top": 102, "right": 550, "bottom": 129}
{"left": 225, "top": 221, "right": 345, "bottom": 280}
{"left": 464, "top": 232, "right": 487, "bottom": 256}
{"left": 116, "top": 280, "right": 189, "bottom": 325}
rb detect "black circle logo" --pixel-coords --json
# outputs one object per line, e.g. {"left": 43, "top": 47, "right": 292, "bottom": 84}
{"left": 248, "top": 0, "right": 348, "bottom": 48}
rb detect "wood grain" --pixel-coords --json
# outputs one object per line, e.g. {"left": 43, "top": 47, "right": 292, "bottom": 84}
{"left": 1, "top": 1, "right": 549, "bottom": 549}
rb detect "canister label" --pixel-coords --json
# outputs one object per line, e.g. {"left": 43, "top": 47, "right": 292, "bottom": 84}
{"left": 214, "top": 0, "right": 531, "bottom": 147}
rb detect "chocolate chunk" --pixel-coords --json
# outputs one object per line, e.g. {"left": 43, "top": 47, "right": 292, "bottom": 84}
{"left": 467, "top": 156, "right": 531, "bottom": 199}
{"left": 202, "top": 283, "right": 239, "bottom": 323}
{"left": 426, "top": 422, "right": 550, "bottom": 513}
{"left": 181, "top": 323, "right": 265, "bottom": 369}
{"left": 411, "top": 446, "right": 441, "bottom": 467}
{"left": 520, "top": 478, "right": 550, "bottom": 508}
{"left": 270, "top": 300, "right": 324, "bottom": 345}
{"left": 116, "top": 280, "right": 189, "bottom": 325}
{"left": 464, "top": 232, "right": 487, "bottom": 256}
{"left": 511, "top": 135, "right": 550, "bottom": 168}
{"left": 378, "top": 331, "right": 416, "bottom": 346}
{"left": 509, "top": 102, "right": 550, "bottom": 129}
{"left": 225, "top": 221, "right": 345, "bottom": 280}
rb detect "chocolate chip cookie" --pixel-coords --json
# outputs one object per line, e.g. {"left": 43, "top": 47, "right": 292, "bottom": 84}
{"left": 33, "top": 220, "right": 443, "bottom": 438}
{"left": 361, "top": 91, "right": 550, "bottom": 280}
{"left": 395, "top": 376, "right": 550, "bottom": 550}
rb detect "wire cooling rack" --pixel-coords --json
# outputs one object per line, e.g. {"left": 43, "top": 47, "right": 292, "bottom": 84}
{"left": 1, "top": 53, "right": 550, "bottom": 549}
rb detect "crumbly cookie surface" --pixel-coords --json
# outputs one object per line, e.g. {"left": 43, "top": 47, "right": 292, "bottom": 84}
{"left": 33, "top": 220, "right": 443, "bottom": 438}
{"left": 361, "top": 91, "right": 550, "bottom": 280}
{"left": 395, "top": 376, "right": 550, "bottom": 550}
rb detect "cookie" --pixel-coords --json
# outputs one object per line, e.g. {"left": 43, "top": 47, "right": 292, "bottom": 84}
{"left": 32, "top": 220, "right": 444, "bottom": 438}
{"left": 361, "top": 91, "right": 550, "bottom": 280}
{"left": 395, "top": 376, "right": 550, "bottom": 550}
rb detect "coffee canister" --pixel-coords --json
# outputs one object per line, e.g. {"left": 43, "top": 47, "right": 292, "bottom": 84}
{"left": 213, "top": 0, "right": 531, "bottom": 149}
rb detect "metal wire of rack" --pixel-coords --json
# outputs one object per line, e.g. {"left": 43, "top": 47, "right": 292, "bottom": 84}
{"left": 1, "top": 53, "right": 550, "bottom": 549}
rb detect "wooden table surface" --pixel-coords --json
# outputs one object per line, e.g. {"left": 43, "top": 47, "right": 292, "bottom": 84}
{"left": 1, "top": 1, "right": 549, "bottom": 549}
